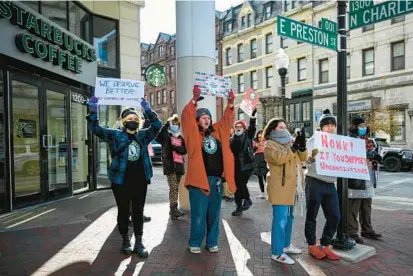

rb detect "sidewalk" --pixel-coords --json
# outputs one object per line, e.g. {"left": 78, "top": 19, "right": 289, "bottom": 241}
{"left": 1, "top": 168, "right": 413, "bottom": 275}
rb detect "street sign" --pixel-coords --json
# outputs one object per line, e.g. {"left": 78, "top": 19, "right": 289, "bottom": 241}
{"left": 349, "top": 0, "right": 413, "bottom": 30}
{"left": 350, "top": 0, "right": 373, "bottom": 14}
{"left": 321, "top": 18, "right": 337, "bottom": 34}
{"left": 277, "top": 15, "right": 337, "bottom": 51}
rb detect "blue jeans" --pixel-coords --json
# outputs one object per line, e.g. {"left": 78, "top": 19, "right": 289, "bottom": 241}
{"left": 271, "top": 205, "right": 294, "bottom": 255}
{"left": 188, "top": 177, "right": 223, "bottom": 248}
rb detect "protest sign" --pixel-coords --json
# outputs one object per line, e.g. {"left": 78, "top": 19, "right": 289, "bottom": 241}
{"left": 239, "top": 88, "right": 259, "bottom": 116}
{"left": 95, "top": 77, "right": 144, "bottom": 106}
{"left": 194, "top": 72, "right": 231, "bottom": 98}
{"left": 171, "top": 137, "right": 182, "bottom": 147}
{"left": 315, "top": 132, "right": 370, "bottom": 181}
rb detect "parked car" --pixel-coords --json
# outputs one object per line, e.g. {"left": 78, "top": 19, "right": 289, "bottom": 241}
{"left": 369, "top": 138, "right": 413, "bottom": 172}
{"left": 150, "top": 140, "right": 162, "bottom": 163}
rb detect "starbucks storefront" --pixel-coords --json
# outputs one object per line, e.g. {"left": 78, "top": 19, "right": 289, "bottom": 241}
{"left": 0, "top": 1, "right": 98, "bottom": 212}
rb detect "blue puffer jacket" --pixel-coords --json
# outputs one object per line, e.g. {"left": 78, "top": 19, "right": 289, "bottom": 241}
{"left": 86, "top": 109, "right": 162, "bottom": 185}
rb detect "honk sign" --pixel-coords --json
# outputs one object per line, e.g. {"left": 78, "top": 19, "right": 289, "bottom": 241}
{"left": 314, "top": 132, "right": 371, "bottom": 181}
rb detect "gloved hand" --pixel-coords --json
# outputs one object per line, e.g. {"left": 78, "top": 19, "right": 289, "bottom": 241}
{"left": 251, "top": 108, "right": 257, "bottom": 117}
{"left": 88, "top": 96, "right": 99, "bottom": 113}
{"left": 311, "top": 148, "right": 319, "bottom": 158}
{"left": 141, "top": 97, "right": 151, "bottom": 112}
{"left": 296, "top": 128, "right": 306, "bottom": 150}
{"left": 192, "top": 85, "right": 204, "bottom": 102}
{"left": 228, "top": 89, "right": 235, "bottom": 105}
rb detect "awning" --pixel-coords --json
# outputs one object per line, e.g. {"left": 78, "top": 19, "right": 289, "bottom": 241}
{"left": 292, "top": 89, "right": 312, "bottom": 98}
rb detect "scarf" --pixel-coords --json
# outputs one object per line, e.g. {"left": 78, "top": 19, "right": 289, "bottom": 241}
{"left": 268, "top": 129, "right": 294, "bottom": 145}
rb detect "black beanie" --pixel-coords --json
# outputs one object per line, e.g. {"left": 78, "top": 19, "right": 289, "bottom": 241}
{"left": 121, "top": 107, "right": 139, "bottom": 119}
{"left": 351, "top": 116, "right": 365, "bottom": 126}
{"left": 319, "top": 109, "right": 336, "bottom": 129}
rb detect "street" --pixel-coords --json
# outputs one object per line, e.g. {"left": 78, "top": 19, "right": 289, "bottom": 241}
{"left": 0, "top": 166, "right": 413, "bottom": 276}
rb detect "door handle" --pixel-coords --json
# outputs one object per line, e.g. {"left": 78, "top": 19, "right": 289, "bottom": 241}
{"left": 48, "top": 135, "right": 53, "bottom": 148}
{"left": 42, "top": 135, "right": 48, "bottom": 148}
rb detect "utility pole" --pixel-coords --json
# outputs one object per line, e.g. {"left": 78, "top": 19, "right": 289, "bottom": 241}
{"left": 331, "top": 0, "right": 355, "bottom": 251}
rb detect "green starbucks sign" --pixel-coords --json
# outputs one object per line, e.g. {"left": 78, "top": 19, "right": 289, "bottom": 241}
{"left": 0, "top": 1, "right": 96, "bottom": 74}
{"left": 144, "top": 64, "right": 166, "bottom": 87}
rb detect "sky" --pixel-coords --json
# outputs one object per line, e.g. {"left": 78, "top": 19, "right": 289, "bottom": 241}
{"left": 140, "top": 0, "right": 243, "bottom": 44}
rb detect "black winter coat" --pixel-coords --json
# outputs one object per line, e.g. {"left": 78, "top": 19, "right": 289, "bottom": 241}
{"left": 230, "top": 117, "right": 256, "bottom": 172}
{"left": 155, "top": 123, "right": 186, "bottom": 176}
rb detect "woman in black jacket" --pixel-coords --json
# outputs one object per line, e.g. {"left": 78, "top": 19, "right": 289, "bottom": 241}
{"left": 253, "top": 130, "right": 268, "bottom": 199}
{"left": 155, "top": 115, "right": 187, "bottom": 219}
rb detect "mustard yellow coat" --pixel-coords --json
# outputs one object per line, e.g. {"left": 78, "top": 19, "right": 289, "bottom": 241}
{"left": 263, "top": 140, "right": 308, "bottom": 206}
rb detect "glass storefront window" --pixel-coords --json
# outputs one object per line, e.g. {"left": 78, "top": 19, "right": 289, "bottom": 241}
{"left": 69, "top": 2, "right": 91, "bottom": 43}
{"left": 0, "top": 71, "right": 5, "bottom": 213}
{"left": 22, "top": 1, "right": 39, "bottom": 12}
{"left": 41, "top": 1, "right": 68, "bottom": 30}
{"left": 93, "top": 16, "right": 117, "bottom": 69}
{"left": 303, "top": 102, "right": 310, "bottom": 121}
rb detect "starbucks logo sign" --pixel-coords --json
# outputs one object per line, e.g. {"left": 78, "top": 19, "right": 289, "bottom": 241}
{"left": 145, "top": 64, "right": 166, "bottom": 87}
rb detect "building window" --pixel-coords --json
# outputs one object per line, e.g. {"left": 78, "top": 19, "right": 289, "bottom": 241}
{"left": 157, "top": 91, "right": 161, "bottom": 105}
{"left": 298, "top": 58, "right": 306, "bottom": 81}
{"left": 247, "top": 13, "right": 252, "bottom": 27}
{"left": 141, "top": 55, "right": 146, "bottom": 65}
{"left": 266, "top": 66, "right": 273, "bottom": 88}
{"left": 169, "top": 65, "right": 175, "bottom": 80}
{"left": 265, "top": 34, "right": 273, "bottom": 54}
{"left": 392, "top": 15, "right": 405, "bottom": 24}
{"left": 284, "top": 0, "right": 296, "bottom": 12}
{"left": 238, "top": 74, "right": 244, "bottom": 93}
{"left": 363, "top": 48, "right": 374, "bottom": 76}
{"left": 251, "top": 71, "right": 257, "bottom": 90}
{"left": 162, "top": 89, "right": 166, "bottom": 103}
{"left": 150, "top": 53, "right": 154, "bottom": 61}
{"left": 280, "top": 36, "right": 287, "bottom": 49}
{"left": 294, "top": 103, "right": 301, "bottom": 122}
{"left": 238, "top": 109, "right": 245, "bottom": 121}
{"left": 158, "top": 46, "right": 165, "bottom": 57}
{"left": 41, "top": 1, "right": 68, "bottom": 29}
{"left": 93, "top": 15, "right": 118, "bottom": 69}
{"left": 303, "top": 102, "right": 310, "bottom": 121}
{"left": 69, "top": 2, "right": 91, "bottom": 43}
{"left": 319, "top": 59, "right": 329, "bottom": 84}
{"left": 265, "top": 3, "right": 272, "bottom": 20}
{"left": 226, "top": 21, "right": 232, "bottom": 32}
{"left": 170, "top": 46, "right": 175, "bottom": 55}
{"left": 250, "top": 39, "right": 257, "bottom": 59}
{"left": 225, "top": 48, "right": 232, "bottom": 66}
{"left": 391, "top": 41, "right": 405, "bottom": 71}
{"left": 215, "top": 48, "right": 219, "bottom": 65}
{"left": 391, "top": 110, "right": 405, "bottom": 141}
{"left": 170, "top": 90, "right": 175, "bottom": 104}
{"left": 241, "top": 16, "right": 246, "bottom": 28}
{"left": 237, "top": 44, "right": 244, "bottom": 62}
{"left": 150, "top": 93, "right": 154, "bottom": 104}
{"left": 347, "top": 54, "right": 351, "bottom": 79}
{"left": 362, "top": 24, "right": 374, "bottom": 32}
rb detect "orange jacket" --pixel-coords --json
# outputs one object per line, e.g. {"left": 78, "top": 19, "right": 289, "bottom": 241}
{"left": 181, "top": 100, "right": 236, "bottom": 195}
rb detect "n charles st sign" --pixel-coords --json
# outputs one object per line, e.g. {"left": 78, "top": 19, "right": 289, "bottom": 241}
{"left": 0, "top": 1, "right": 97, "bottom": 86}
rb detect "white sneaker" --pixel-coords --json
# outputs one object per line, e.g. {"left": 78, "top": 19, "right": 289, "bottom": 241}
{"left": 284, "top": 244, "right": 302, "bottom": 254}
{"left": 189, "top": 246, "right": 201, "bottom": 254}
{"left": 207, "top": 246, "right": 219, "bottom": 253}
{"left": 271, "top": 253, "right": 295, "bottom": 265}
{"left": 256, "top": 193, "right": 266, "bottom": 199}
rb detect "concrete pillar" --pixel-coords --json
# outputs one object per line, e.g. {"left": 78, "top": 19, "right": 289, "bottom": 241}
{"left": 176, "top": 0, "right": 216, "bottom": 210}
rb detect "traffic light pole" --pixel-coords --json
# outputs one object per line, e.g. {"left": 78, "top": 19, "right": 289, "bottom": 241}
{"left": 331, "top": 0, "right": 355, "bottom": 251}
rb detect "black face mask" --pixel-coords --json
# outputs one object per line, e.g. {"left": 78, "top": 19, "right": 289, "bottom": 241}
{"left": 124, "top": 120, "right": 139, "bottom": 131}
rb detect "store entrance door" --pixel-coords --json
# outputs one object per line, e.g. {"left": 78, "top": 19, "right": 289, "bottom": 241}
{"left": 10, "top": 73, "right": 70, "bottom": 207}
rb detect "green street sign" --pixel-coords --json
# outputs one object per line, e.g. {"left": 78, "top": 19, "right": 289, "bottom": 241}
{"left": 350, "top": 0, "right": 373, "bottom": 14}
{"left": 321, "top": 18, "right": 337, "bottom": 34}
{"left": 144, "top": 64, "right": 166, "bottom": 87}
{"left": 349, "top": 0, "right": 413, "bottom": 30}
{"left": 277, "top": 15, "right": 337, "bottom": 51}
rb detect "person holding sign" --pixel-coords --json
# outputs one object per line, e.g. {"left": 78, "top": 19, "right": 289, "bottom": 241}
{"left": 155, "top": 115, "right": 187, "bottom": 220}
{"left": 304, "top": 109, "right": 340, "bottom": 261}
{"left": 262, "top": 118, "right": 307, "bottom": 265}
{"left": 347, "top": 117, "right": 382, "bottom": 244}
{"left": 86, "top": 97, "right": 162, "bottom": 258}
{"left": 181, "top": 85, "right": 236, "bottom": 254}
{"left": 230, "top": 110, "right": 257, "bottom": 216}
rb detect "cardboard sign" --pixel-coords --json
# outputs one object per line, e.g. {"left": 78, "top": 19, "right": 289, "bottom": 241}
{"left": 239, "top": 88, "right": 259, "bottom": 116}
{"left": 194, "top": 72, "right": 231, "bottom": 98}
{"left": 315, "top": 132, "right": 370, "bottom": 181}
{"left": 95, "top": 77, "right": 144, "bottom": 106}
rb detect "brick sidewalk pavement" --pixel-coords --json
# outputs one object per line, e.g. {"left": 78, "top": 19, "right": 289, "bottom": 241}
{"left": 1, "top": 172, "right": 413, "bottom": 276}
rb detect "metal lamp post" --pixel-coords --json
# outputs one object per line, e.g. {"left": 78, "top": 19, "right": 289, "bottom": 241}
{"left": 275, "top": 49, "right": 290, "bottom": 118}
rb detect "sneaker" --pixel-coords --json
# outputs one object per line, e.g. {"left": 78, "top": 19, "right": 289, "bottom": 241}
{"left": 271, "top": 253, "right": 295, "bottom": 265}
{"left": 256, "top": 193, "right": 266, "bottom": 199}
{"left": 308, "top": 245, "right": 326, "bottom": 260}
{"left": 361, "top": 231, "right": 382, "bottom": 240}
{"left": 189, "top": 246, "right": 201, "bottom": 254}
{"left": 232, "top": 206, "right": 243, "bottom": 216}
{"left": 242, "top": 199, "right": 253, "bottom": 211}
{"left": 320, "top": 246, "right": 340, "bottom": 260}
{"left": 207, "top": 246, "right": 219, "bottom": 253}
{"left": 350, "top": 234, "right": 364, "bottom": 244}
{"left": 284, "top": 244, "right": 302, "bottom": 254}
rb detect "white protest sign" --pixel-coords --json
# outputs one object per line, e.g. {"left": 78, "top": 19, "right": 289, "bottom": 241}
{"left": 95, "top": 77, "right": 144, "bottom": 106}
{"left": 315, "top": 131, "right": 370, "bottom": 181}
{"left": 194, "top": 72, "right": 231, "bottom": 98}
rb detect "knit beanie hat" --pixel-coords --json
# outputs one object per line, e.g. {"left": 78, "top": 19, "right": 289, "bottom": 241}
{"left": 319, "top": 109, "right": 336, "bottom": 129}
{"left": 121, "top": 107, "right": 139, "bottom": 119}
{"left": 351, "top": 116, "right": 365, "bottom": 126}
{"left": 196, "top": 108, "right": 212, "bottom": 121}
{"left": 234, "top": 120, "right": 247, "bottom": 130}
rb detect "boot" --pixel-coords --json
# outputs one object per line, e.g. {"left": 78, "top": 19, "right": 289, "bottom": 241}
{"left": 133, "top": 234, "right": 149, "bottom": 258}
{"left": 232, "top": 206, "right": 243, "bottom": 216}
{"left": 143, "top": 215, "right": 151, "bottom": 223}
{"left": 169, "top": 203, "right": 184, "bottom": 220}
{"left": 242, "top": 199, "right": 253, "bottom": 211}
{"left": 121, "top": 234, "right": 133, "bottom": 255}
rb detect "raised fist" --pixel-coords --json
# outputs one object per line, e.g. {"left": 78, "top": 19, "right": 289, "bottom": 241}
{"left": 88, "top": 96, "right": 99, "bottom": 113}
{"left": 228, "top": 89, "right": 235, "bottom": 104}
{"left": 192, "top": 85, "right": 203, "bottom": 102}
{"left": 140, "top": 97, "right": 151, "bottom": 112}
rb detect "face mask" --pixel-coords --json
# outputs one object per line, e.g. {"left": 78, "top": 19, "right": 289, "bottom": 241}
{"left": 124, "top": 120, "right": 139, "bottom": 131}
{"left": 358, "top": 127, "right": 367, "bottom": 136}
{"left": 235, "top": 130, "right": 243, "bottom": 136}
{"left": 170, "top": 125, "right": 179, "bottom": 133}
